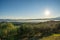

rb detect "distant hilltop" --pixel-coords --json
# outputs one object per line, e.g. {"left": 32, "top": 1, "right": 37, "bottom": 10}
{"left": 50, "top": 17, "right": 60, "bottom": 20}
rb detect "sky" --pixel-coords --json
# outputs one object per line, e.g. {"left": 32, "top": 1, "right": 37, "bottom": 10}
{"left": 0, "top": 0, "right": 60, "bottom": 19}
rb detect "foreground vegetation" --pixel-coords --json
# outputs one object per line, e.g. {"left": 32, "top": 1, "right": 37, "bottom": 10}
{"left": 0, "top": 21, "right": 60, "bottom": 40}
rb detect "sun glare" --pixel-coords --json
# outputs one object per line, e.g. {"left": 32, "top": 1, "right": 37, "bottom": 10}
{"left": 45, "top": 10, "right": 50, "bottom": 16}
{"left": 44, "top": 9, "right": 51, "bottom": 18}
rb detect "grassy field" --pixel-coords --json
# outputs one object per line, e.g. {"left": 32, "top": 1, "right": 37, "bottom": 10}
{"left": 40, "top": 34, "right": 60, "bottom": 40}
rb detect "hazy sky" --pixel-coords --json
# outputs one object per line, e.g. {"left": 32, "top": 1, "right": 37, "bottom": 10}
{"left": 0, "top": 0, "right": 60, "bottom": 19}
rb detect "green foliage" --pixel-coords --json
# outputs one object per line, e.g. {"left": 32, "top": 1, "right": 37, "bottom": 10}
{"left": 0, "top": 22, "right": 17, "bottom": 40}
{"left": 0, "top": 21, "right": 60, "bottom": 40}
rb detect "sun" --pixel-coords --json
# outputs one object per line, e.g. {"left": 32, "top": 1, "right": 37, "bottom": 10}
{"left": 45, "top": 10, "right": 50, "bottom": 16}
{"left": 44, "top": 9, "right": 54, "bottom": 18}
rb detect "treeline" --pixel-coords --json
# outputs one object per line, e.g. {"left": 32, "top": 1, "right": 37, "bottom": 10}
{"left": 0, "top": 21, "right": 60, "bottom": 40}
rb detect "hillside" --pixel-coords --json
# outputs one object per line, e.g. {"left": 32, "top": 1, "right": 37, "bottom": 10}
{"left": 0, "top": 21, "right": 60, "bottom": 40}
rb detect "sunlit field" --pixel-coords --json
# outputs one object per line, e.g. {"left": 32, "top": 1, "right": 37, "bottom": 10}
{"left": 0, "top": 21, "right": 60, "bottom": 40}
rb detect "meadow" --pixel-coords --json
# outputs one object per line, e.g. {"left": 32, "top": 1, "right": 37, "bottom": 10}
{"left": 0, "top": 21, "right": 60, "bottom": 40}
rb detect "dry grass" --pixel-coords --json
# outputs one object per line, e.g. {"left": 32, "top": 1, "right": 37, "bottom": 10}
{"left": 40, "top": 34, "right": 60, "bottom": 40}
